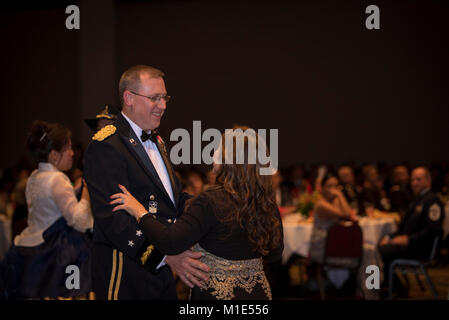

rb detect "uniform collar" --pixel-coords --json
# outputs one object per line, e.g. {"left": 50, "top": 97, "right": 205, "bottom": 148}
{"left": 38, "top": 162, "right": 59, "bottom": 172}
{"left": 414, "top": 188, "right": 431, "bottom": 202}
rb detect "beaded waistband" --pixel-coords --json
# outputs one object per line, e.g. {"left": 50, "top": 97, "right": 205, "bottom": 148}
{"left": 192, "top": 244, "right": 271, "bottom": 300}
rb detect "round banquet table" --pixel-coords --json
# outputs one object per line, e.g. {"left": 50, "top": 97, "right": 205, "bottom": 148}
{"left": 282, "top": 214, "right": 397, "bottom": 264}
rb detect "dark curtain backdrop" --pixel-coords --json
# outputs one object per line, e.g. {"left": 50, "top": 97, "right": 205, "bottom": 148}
{"left": 1, "top": 0, "right": 448, "bottom": 170}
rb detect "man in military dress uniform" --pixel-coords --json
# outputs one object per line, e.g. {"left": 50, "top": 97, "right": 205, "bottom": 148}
{"left": 378, "top": 167, "right": 444, "bottom": 295}
{"left": 84, "top": 65, "right": 209, "bottom": 300}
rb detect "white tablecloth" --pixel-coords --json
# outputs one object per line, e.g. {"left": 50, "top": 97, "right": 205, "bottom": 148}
{"left": 282, "top": 214, "right": 397, "bottom": 264}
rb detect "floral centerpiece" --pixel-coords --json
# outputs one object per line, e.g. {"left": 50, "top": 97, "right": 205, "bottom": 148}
{"left": 295, "top": 191, "right": 320, "bottom": 218}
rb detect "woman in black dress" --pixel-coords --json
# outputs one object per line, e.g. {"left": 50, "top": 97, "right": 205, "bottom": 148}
{"left": 110, "top": 128, "right": 283, "bottom": 300}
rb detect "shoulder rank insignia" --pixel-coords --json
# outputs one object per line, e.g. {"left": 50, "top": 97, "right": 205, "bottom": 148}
{"left": 92, "top": 124, "right": 116, "bottom": 141}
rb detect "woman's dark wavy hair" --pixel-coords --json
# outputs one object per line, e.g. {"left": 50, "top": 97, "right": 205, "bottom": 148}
{"left": 214, "top": 126, "right": 281, "bottom": 256}
{"left": 26, "top": 120, "right": 71, "bottom": 162}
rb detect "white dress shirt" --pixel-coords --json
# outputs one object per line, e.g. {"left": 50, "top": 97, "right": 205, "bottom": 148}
{"left": 14, "top": 162, "right": 93, "bottom": 247}
{"left": 122, "top": 112, "right": 175, "bottom": 268}
{"left": 122, "top": 112, "right": 175, "bottom": 205}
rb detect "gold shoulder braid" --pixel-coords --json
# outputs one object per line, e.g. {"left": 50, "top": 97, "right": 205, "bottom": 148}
{"left": 92, "top": 125, "right": 116, "bottom": 141}
{"left": 192, "top": 244, "right": 272, "bottom": 300}
{"left": 140, "top": 245, "right": 154, "bottom": 265}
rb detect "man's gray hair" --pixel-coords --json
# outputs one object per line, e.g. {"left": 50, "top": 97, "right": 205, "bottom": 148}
{"left": 118, "top": 65, "right": 165, "bottom": 109}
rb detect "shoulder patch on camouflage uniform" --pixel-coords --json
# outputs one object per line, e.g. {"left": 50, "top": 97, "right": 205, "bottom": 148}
{"left": 429, "top": 203, "right": 441, "bottom": 221}
{"left": 92, "top": 124, "right": 116, "bottom": 141}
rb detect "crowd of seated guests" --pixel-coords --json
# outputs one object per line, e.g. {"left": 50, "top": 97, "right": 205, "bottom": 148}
{"left": 3, "top": 161, "right": 448, "bottom": 242}
{"left": 281, "top": 162, "right": 449, "bottom": 251}
{"left": 272, "top": 162, "right": 449, "bottom": 298}
{"left": 275, "top": 163, "right": 449, "bottom": 219}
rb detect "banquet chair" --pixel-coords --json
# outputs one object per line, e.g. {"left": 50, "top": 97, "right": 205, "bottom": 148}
{"left": 316, "top": 221, "right": 363, "bottom": 299}
{"left": 388, "top": 236, "right": 440, "bottom": 300}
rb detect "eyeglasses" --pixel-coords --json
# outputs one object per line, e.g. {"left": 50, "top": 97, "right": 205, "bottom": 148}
{"left": 128, "top": 90, "right": 171, "bottom": 103}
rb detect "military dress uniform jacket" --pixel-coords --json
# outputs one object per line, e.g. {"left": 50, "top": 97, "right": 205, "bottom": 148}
{"left": 84, "top": 113, "right": 191, "bottom": 300}
{"left": 393, "top": 190, "right": 444, "bottom": 257}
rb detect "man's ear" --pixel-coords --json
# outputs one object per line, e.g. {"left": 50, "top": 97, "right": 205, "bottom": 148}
{"left": 123, "top": 90, "right": 133, "bottom": 108}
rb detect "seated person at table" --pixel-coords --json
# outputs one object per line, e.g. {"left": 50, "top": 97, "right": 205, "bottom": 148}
{"left": 309, "top": 173, "right": 356, "bottom": 264}
{"left": 272, "top": 170, "right": 294, "bottom": 210}
{"left": 378, "top": 167, "right": 444, "bottom": 296}
{"left": 359, "top": 165, "right": 389, "bottom": 214}
{"left": 337, "top": 165, "right": 360, "bottom": 212}
{"left": 388, "top": 165, "right": 412, "bottom": 216}
{"left": 285, "top": 165, "right": 309, "bottom": 198}
{"left": 310, "top": 173, "right": 385, "bottom": 299}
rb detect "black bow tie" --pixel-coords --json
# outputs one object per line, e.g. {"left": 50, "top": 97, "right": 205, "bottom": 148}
{"left": 141, "top": 130, "right": 159, "bottom": 143}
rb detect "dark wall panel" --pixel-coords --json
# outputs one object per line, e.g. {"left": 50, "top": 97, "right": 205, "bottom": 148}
{"left": 0, "top": 1, "right": 448, "bottom": 169}
{"left": 0, "top": 7, "right": 79, "bottom": 168}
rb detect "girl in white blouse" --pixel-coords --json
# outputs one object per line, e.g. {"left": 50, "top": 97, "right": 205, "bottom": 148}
{"left": 1, "top": 121, "right": 93, "bottom": 299}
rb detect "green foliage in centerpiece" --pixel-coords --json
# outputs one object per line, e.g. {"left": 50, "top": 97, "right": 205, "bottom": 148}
{"left": 295, "top": 191, "right": 319, "bottom": 218}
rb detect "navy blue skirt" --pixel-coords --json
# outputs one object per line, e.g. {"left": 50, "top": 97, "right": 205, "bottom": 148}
{"left": 0, "top": 217, "right": 92, "bottom": 299}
